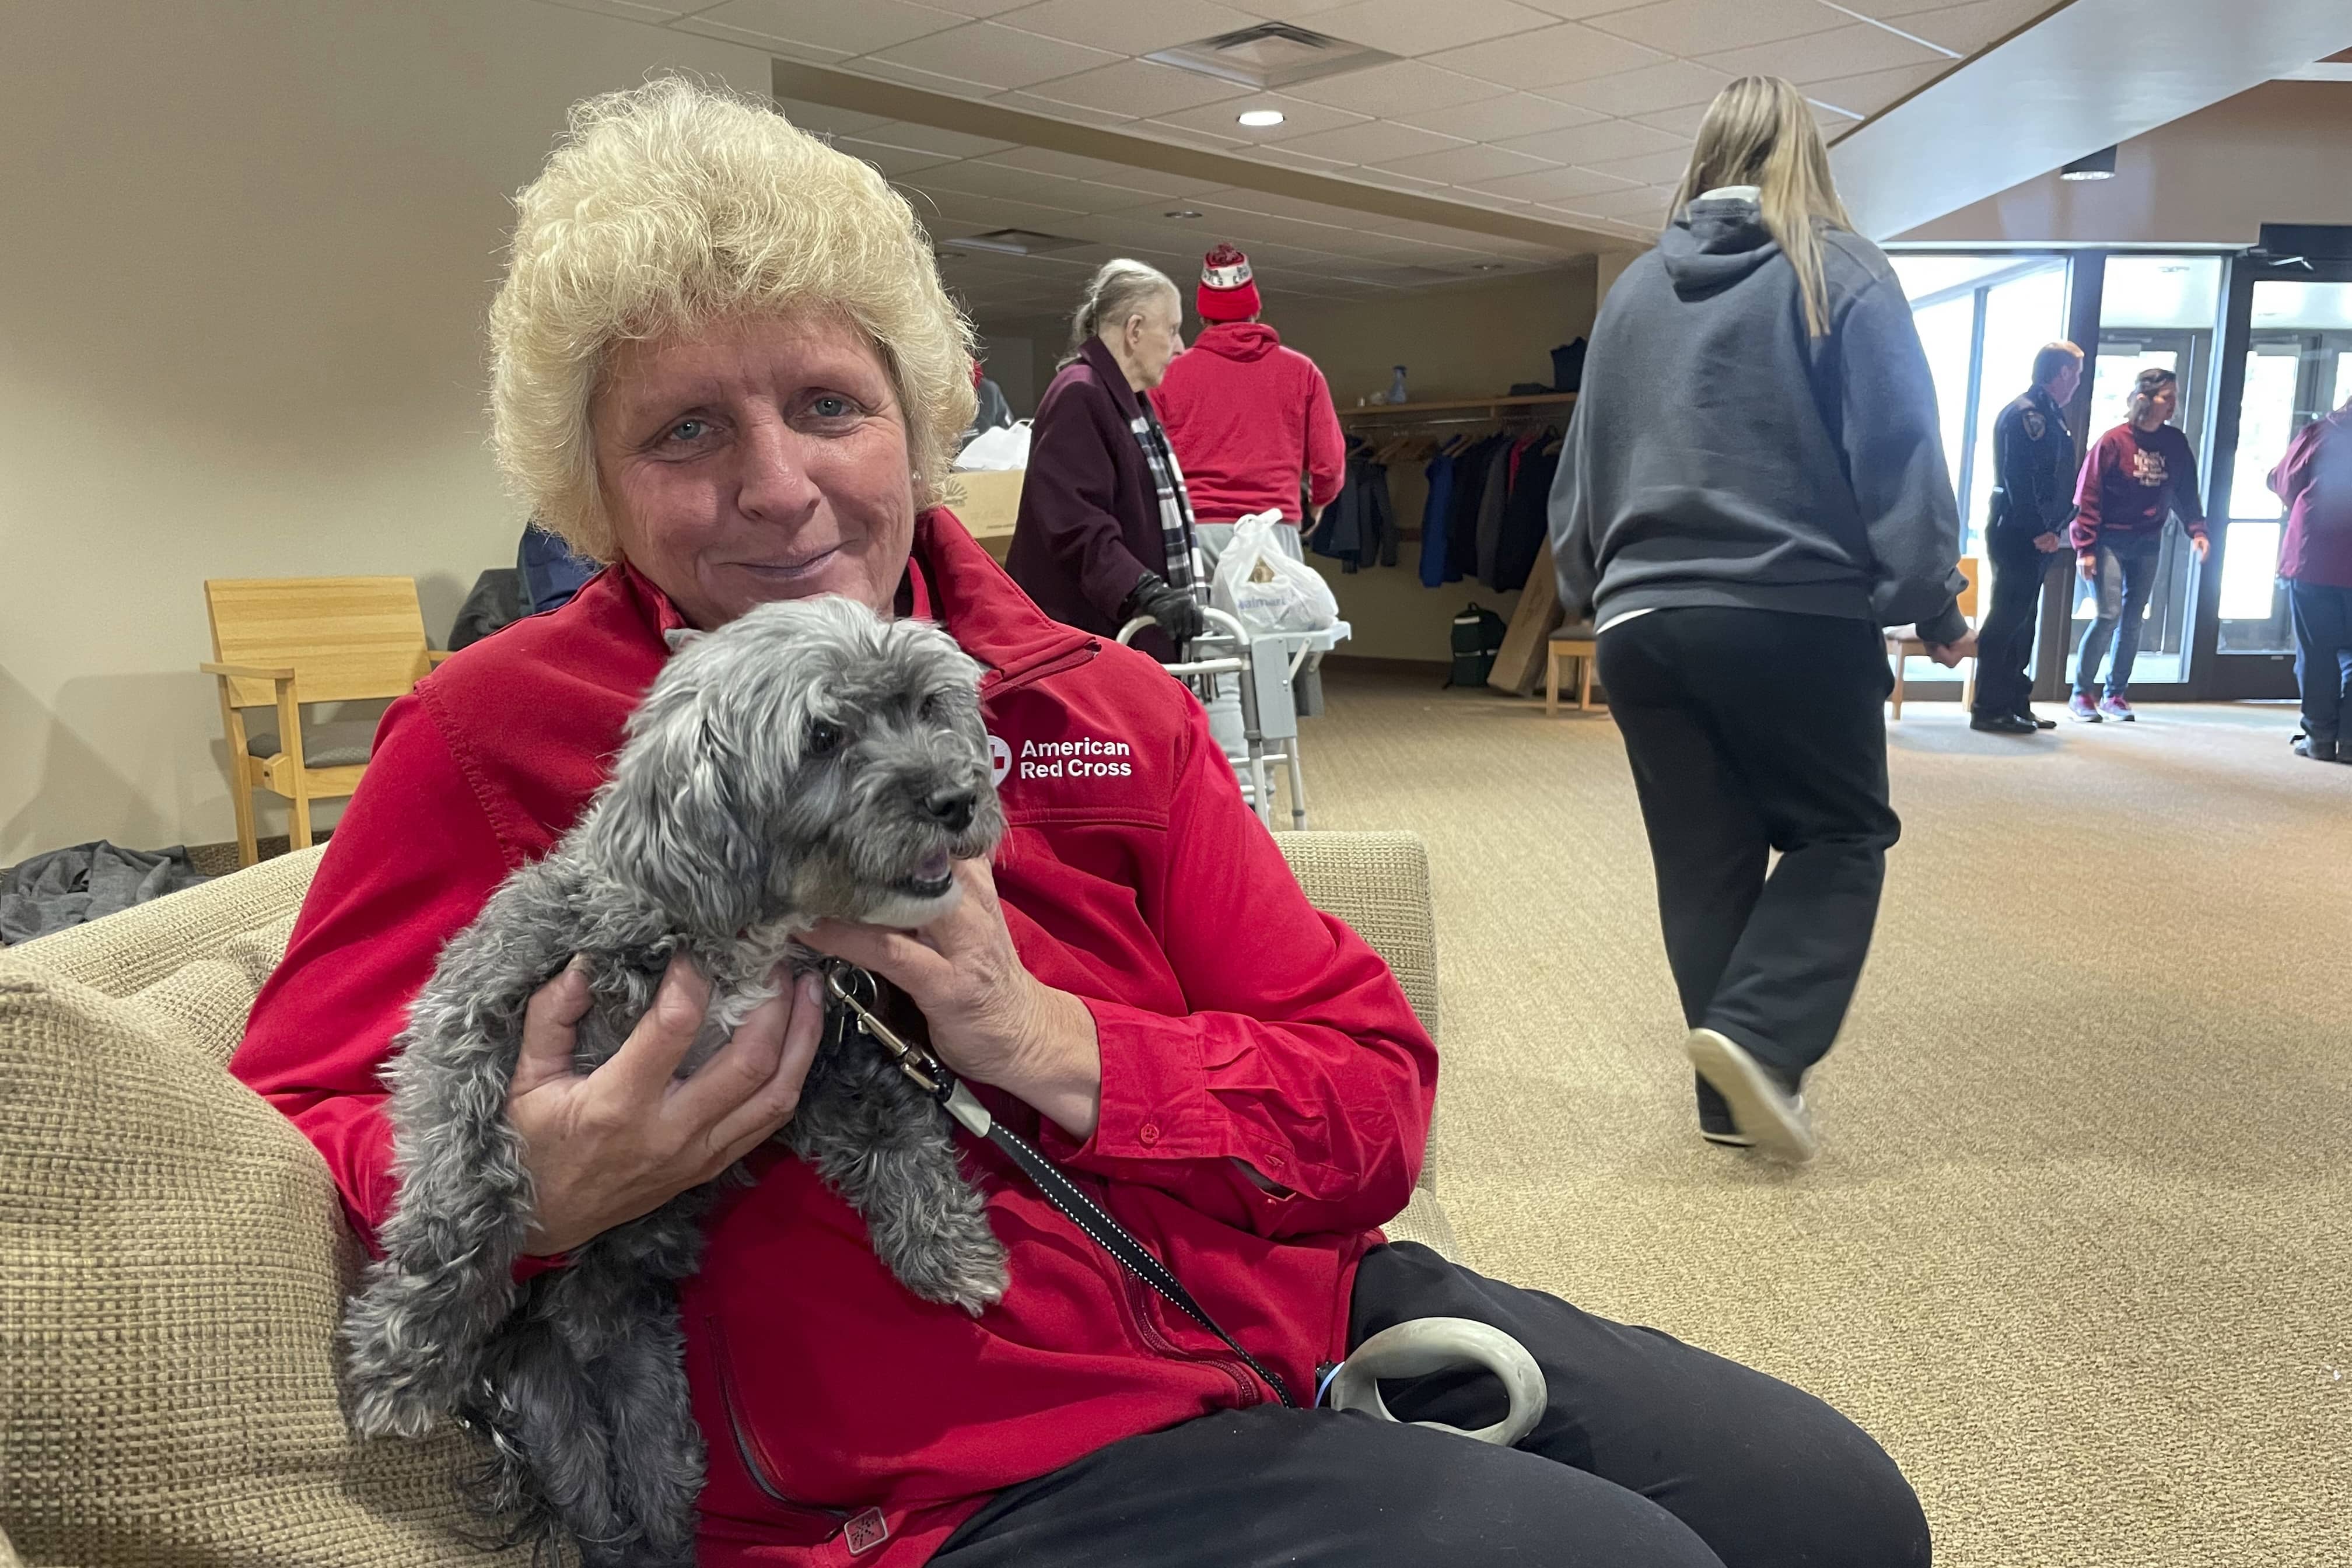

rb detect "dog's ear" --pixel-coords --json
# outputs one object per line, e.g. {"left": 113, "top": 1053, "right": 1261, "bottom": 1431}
{"left": 664, "top": 627, "right": 705, "bottom": 652}
{"left": 594, "top": 685, "right": 764, "bottom": 932}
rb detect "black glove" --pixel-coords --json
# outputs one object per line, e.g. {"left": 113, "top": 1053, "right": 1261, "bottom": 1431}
{"left": 1121, "top": 572, "right": 1206, "bottom": 643}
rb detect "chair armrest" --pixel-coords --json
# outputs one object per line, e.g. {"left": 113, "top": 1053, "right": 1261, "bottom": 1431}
{"left": 200, "top": 662, "right": 296, "bottom": 681}
{"left": 426, "top": 649, "right": 456, "bottom": 665}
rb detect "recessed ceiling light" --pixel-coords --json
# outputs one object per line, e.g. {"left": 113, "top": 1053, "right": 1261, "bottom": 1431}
{"left": 1166, "top": 209, "right": 1204, "bottom": 219}
{"left": 1472, "top": 263, "right": 1504, "bottom": 271}
{"left": 1237, "top": 109, "right": 1286, "bottom": 128}
{"left": 2059, "top": 145, "right": 2118, "bottom": 181}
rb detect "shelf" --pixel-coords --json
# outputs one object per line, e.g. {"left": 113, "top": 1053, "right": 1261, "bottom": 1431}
{"left": 1338, "top": 393, "right": 1577, "bottom": 422}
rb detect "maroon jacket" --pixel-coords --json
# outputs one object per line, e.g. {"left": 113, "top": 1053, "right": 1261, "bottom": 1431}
{"left": 1006, "top": 337, "right": 1173, "bottom": 654}
{"left": 2071, "top": 421, "right": 2207, "bottom": 553}
{"left": 2268, "top": 405, "right": 2352, "bottom": 589}
{"left": 230, "top": 513, "right": 1433, "bottom": 1567}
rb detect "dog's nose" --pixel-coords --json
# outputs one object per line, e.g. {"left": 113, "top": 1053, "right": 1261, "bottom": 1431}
{"left": 926, "top": 788, "right": 977, "bottom": 832}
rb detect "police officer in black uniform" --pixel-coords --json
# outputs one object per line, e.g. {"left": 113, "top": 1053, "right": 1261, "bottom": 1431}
{"left": 1972, "top": 341, "right": 2084, "bottom": 734}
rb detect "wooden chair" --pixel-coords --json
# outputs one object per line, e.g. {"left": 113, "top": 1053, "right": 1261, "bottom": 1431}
{"left": 201, "top": 577, "right": 451, "bottom": 866}
{"left": 1887, "top": 558, "right": 1980, "bottom": 719}
{"left": 1545, "top": 630, "right": 1599, "bottom": 715}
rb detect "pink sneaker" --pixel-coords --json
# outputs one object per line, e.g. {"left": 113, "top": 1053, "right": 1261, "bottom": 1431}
{"left": 2098, "top": 695, "right": 2135, "bottom": 722}
{"left": 2068, "top": 692, "right": 2102, "bottom": 723}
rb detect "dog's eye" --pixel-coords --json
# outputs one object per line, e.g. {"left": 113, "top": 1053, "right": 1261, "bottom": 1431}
{"left": 806, "top": 719, "right": 844, "bottom": 756}
{"left": 919, "top": 692, "right": 943, "bottom": 722}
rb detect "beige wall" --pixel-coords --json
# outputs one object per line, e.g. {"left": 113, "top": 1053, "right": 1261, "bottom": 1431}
{"left": 979, "top": 264, "right": 1597, "bottom": 663}
{"left": 1899, "top": 80, "right": 2352, "bottom": 246}
{"left": 0, "top": 0, "right": 771, "bottom": 863}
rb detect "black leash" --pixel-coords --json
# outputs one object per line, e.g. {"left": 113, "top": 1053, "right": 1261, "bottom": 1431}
{"left": 821, "top": 963, "right": 1298, "bottom": 1408}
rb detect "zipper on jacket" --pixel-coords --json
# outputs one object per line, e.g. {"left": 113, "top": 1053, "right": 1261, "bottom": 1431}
{"left": 981, "top": 640, "right": 1097, "bottom": 703}
{"left": 706, "top": 1315, "right": 850, "bottom": 1536}
{"left": 1081, "top": 1172, "right": 1265, "bottom": 1408}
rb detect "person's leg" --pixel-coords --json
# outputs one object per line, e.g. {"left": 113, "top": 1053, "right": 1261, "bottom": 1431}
{"left": 2073, "top": 543, "right": 2125, "bottom": 697}
{"left": 1350, "top": 1242, "right": 1932, "bottom": 1568}
{"left": 1661, "top": 611, "right": 1899, "bottom": 1083}
{"left": 933, "top": 1402, "right": 1724, "bottom": 1568}
{"left": 1972, "top": 547, "right": 2037, "bottom": 718}
{"left": 2288, "top": 579, "right": 2347, "bottom": 750}
{"left": 2104, "top": 540, "right": 2161, "bottom": 697}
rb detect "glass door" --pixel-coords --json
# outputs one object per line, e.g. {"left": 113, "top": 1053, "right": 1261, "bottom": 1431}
{"left": 2071, "top": 255, "right": 2224, "bottom": 691}
{"left": 2208, "top": 275, "right": 2352, "bottom": 687}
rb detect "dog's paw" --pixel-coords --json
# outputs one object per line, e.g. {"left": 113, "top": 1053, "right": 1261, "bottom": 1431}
{"left": 345, "top": 1367, "right": 453, "bottom": 1441}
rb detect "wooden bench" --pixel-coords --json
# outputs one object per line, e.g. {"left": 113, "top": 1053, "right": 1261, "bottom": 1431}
{"left": 1546, "top": 632, "right": 1599, "bottom": 715}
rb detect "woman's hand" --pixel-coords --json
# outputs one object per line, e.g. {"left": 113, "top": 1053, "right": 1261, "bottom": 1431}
{"left": 1924, "top": 628, "right": 1978, "bottom": 668}
{"left": 804, "top": 860, "right": 1104, "bottom": 1142}
{"left": 508, "top": 955, "right": 825, "bottom": 1257}
{"left": 2078, "top": 551, "right": 2100, "bottom": 583}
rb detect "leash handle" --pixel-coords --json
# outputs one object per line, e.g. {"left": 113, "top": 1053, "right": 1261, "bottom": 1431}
{"left": 820, "top": 961, "right": 1297, "bottom": 1408}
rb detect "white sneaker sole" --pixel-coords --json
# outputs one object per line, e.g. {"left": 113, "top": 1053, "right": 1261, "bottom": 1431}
{"left": 1686, "top": 1029, "right": 1818, "bottom": 1164}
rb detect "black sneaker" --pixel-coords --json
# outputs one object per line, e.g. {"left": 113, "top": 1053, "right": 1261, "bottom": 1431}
{"left": 1687, "top": 1029, "right": 1817, "bottom": 1163}
{"left": 1696, "top": 1075, "right": 1753, "bottom": 1147}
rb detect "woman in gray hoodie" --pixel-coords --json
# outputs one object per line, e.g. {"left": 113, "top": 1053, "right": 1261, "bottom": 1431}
{"left": 1550, "top": 76, "right": 1971, "bottom": 1164}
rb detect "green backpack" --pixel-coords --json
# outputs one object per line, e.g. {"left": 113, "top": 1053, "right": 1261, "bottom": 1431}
{"left": 1447, "top": 604, "right": 1508, "bottom": 688}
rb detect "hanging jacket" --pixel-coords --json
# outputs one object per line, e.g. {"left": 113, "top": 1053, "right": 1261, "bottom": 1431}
{"left": 1472, "top": 439, "right": 1513, "bottom": 587}
{"left": 1418, "top": 447, "right": 1458, "bottom": 589}
{"left": 229, "top": 514, "right": 1436, "bottom": 1568}
{"left": 1152, "top": 322, "right": 1345, "bottom": 525}
{"left": 1494, "top": 438, "right": 1561, "bottom": 593}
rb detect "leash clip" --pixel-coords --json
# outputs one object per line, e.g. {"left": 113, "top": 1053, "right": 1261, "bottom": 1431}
{"left": 821, "top": 961, "right": 953, "bottom": 1098}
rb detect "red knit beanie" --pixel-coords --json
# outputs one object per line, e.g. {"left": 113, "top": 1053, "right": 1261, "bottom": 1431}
{"left": 1198, "top": 244, "right": 1261, "bottom": 323}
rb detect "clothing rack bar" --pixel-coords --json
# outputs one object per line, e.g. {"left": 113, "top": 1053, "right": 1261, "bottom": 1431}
{"left": 1337, "top": 392, "right": 1576, "bottom": 426}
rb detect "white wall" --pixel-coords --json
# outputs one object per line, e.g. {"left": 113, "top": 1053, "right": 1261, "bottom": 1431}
{"left": 0, "top": 0, "right": 770, "bottom": 863}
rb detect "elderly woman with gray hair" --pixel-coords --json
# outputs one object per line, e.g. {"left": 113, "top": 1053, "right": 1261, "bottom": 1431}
{"left": 232, "top": 79, "right": 1924, "bottom": 1568}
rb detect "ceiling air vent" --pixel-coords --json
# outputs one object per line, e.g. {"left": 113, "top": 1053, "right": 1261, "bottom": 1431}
{"left": 1146, "top": 23, "right": 1399, "bottom": 91}
{"left": 953, "top": 229, "right": 1088, "bottom": 257}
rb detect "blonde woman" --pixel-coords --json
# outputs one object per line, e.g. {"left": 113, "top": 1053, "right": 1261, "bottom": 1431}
{"left": 1551, "top": 76, "right": 1972, "bottom": 1162}
{"left": 235, "top": 80, "right": 1924, "bottom": 1568}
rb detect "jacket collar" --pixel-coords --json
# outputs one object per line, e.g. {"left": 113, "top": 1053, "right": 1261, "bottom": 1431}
{"left": 2028, "top": 384, "right": 2070, "bottom": 426}
{"left": 1077, "top": 337, "right": 1143, "bottom": 422}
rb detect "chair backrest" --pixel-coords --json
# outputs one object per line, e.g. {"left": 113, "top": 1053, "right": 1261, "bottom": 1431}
{"left": 205, "top": 577, "right": 432, "bottom": 708}
{"left": 1955, "top": 556, "right": 1980, "bottom": 620}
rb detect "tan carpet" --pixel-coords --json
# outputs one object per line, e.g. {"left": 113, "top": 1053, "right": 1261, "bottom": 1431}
{"left": 1300, "top": 666, "right": 2351, "bottom": 1568}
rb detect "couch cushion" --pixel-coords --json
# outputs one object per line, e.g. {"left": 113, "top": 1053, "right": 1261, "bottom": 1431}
{"left": 0, "top": 963, "right": 524, "bottom": 1566}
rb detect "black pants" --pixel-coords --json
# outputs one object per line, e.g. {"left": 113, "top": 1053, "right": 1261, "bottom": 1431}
{"left": 937, "top": 1243, "right": 1929, "bottom": 1567}
{"left": 1595, "top": 608, "right": 1900, "bottom": 1083}
{"left": 1973, "top": 542, "right": 2058, "bottom": 717}
{"left": 2288, "top": 579, "right": 2352, "bottom": 745}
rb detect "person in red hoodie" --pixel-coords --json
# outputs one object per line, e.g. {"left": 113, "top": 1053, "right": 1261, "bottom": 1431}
{"left": 2066, "top": 366, "right": 2211, "bottom": 722}
{"left": 2269, "top": 390, "right": 2352, "bottom": 761}
{"left": 1153, "top": 245, "right": 1348, "bottom": 754}
{"left": 230, "top": 80, "right": 1925, "bottom": 1568}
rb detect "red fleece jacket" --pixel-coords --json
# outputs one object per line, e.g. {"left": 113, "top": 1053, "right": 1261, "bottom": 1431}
{"left": 1151, "top": 322, "right": 1345, "bottom": 525}
{"left": 229, "top": 514, "right": 1434, "bottom": 1568}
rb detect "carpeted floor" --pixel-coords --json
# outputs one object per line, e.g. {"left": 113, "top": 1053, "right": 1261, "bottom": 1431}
{"left": 1300, "top": 664, "right": 2350, "bottom": 1568}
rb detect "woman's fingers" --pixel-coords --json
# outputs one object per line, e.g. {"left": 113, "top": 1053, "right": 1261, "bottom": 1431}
{"left": 513, "top": 959, "right": 595, "bottom": 1096}
{"left": 668, "top": 972, "right": 800, "bottom": 1132}
{"left": 803, "top": 919, "right": 951, "bottom": 1000}
{"left": 595, "top": 953, "right": 713, "bottom": 1105}
{"left": 699, "top": 973, "right": 828, "bottom": 1166}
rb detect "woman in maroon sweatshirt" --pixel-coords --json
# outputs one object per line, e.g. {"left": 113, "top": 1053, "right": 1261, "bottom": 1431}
{"left": 2067, "top": 366, "right": 2211, "bottom": 721}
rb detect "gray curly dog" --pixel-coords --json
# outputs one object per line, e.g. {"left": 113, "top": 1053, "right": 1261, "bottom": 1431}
{"left": 341, "top": 594, "right": 1010, "bottom": 1566}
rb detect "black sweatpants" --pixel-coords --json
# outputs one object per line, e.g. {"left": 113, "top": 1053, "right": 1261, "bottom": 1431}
{"left": 1595, "top": 608, "right": 1901, "bottom": 1083}
{"left": 936, "top": 1242, "right": 1929, "bottom": 1567}
{"left": 1972, "top": 542, "right": 2057, "bottom": 717}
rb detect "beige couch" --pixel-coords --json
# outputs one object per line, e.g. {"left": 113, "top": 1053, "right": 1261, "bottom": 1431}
{"left": 0, "top": 833, "right": 1452, "bottom": 1567}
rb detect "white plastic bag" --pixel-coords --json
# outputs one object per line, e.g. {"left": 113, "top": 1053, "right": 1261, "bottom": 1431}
{"left": 1212, "top": 510, "right": 1339, "bottom": 635}
{"left": 954, "top": 420, "right": 1031, "bottom": 471}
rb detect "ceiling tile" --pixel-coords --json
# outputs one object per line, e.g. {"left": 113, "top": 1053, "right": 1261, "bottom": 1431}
{"left": 858, "top": 121, "right": 1019, "bottom": 158}
{"left": 1893, "top": 0, "right": 2063, "bottom": 55}
{"left": 1017, "top": 59, "right": 1252, "bottom": 117}
{"left": 668, "top": 16, "right": 849, "bottom": 60}
{"left": 1243, "top": 145, "right": 1363, "bottom": 176}
{"left": 533, "top": 0, "right": 702, "bottom": 21}
{"left": 674, "top": 0, "right": 966, "bottom": 54}
{"left": 830, "top": 136, "right": 961, "bottom": 176}
{"left": 1466, "top": 163, "right": 1642, "bottom": 203}
{"left": 1551, "top": 183, "right": 1676, "bottom": 222}
{"left": 908, "top": 158, "right": 1088, "bottom": 204}
{"left": 1423, "top": 23, "right": 1671, "bottom": 91}
{"left": 1374, "top": 142, "right": 1559, "bottom": 183}
{"left": 1826, "top": 0, "right": 1985, "bottom": 16}
{"left": 1698, "top": 23, "right": 1948, "bottom": 83}
{"left": 1632, "top": 101, "right": 1711, "bottom": 136}
{"left": 985, "top": 146, "right": 1226, "bottom": 195}
{"left": 1394, "top": 92, "right": 1604, "bottom": 141}
{"left": 911, "top": 0, "right": 1036, "bottom": 15}
{"left": 1539, "top": 58, "right": 1731, "bottom": 117}
{"left": 1584, "top": 0, "right": 1847, "bottom": 55}
{"left": 989, "top": 90, "right": 1136, "bottom": 128}
{"left": 1302, "top": 0, "right": 1563, "bottom": 58}
{"left": 1579, "top": 146, "right": 1693, "bottom": 186}
{"left": 1493, "top": 116, "right": 1685, "bottom": 164}
{"left": 1510, "top": 0, "right": 1665, "bottom": 14}
{"left": 898, "top": 186, "right": 1097, "bottom": 232}
{"left": 1799, "top": 59, "right": 1948, "bottom": 116}
{"left": 1146, "top": 92, "right": 1373, "bottom": 142}
{"left": 1268, "top": 120, "right": 1471, "bottom": 164}
{"left": 1280, "top": 60, "right": 1513, "bottom": 116}
{"left": 850, "top": 56, "right": 1009, "bottom": 93}
{"left": 869, "top": 22, "right": 1122, "bottom": 89}
{"left": 774, "top": 97, "right": 896, "bottom": 137}
{"left": 991, "top": 0, "right": 1259, "bottom": 54}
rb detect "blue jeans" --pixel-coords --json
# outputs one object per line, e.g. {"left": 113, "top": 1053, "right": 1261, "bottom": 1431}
{"left": 2288, "top": 579, "right": 2352, "bottom": 744}
{"left": 2073, "top": 538, "right": 2162, "bottom": 698}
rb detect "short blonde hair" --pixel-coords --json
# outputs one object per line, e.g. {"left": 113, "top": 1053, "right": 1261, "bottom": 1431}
{"left": 489, "top": 78, "right": 977, "bottom": 560}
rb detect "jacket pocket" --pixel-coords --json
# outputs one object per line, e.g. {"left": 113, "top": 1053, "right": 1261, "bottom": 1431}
{"left": 704, "top": 1314, "right": 851, "bottom": 1543}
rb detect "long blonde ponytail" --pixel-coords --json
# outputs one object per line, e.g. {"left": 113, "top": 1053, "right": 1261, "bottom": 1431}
{"left": 1668, "top": 76, "right": 1854, "bottom": 338}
